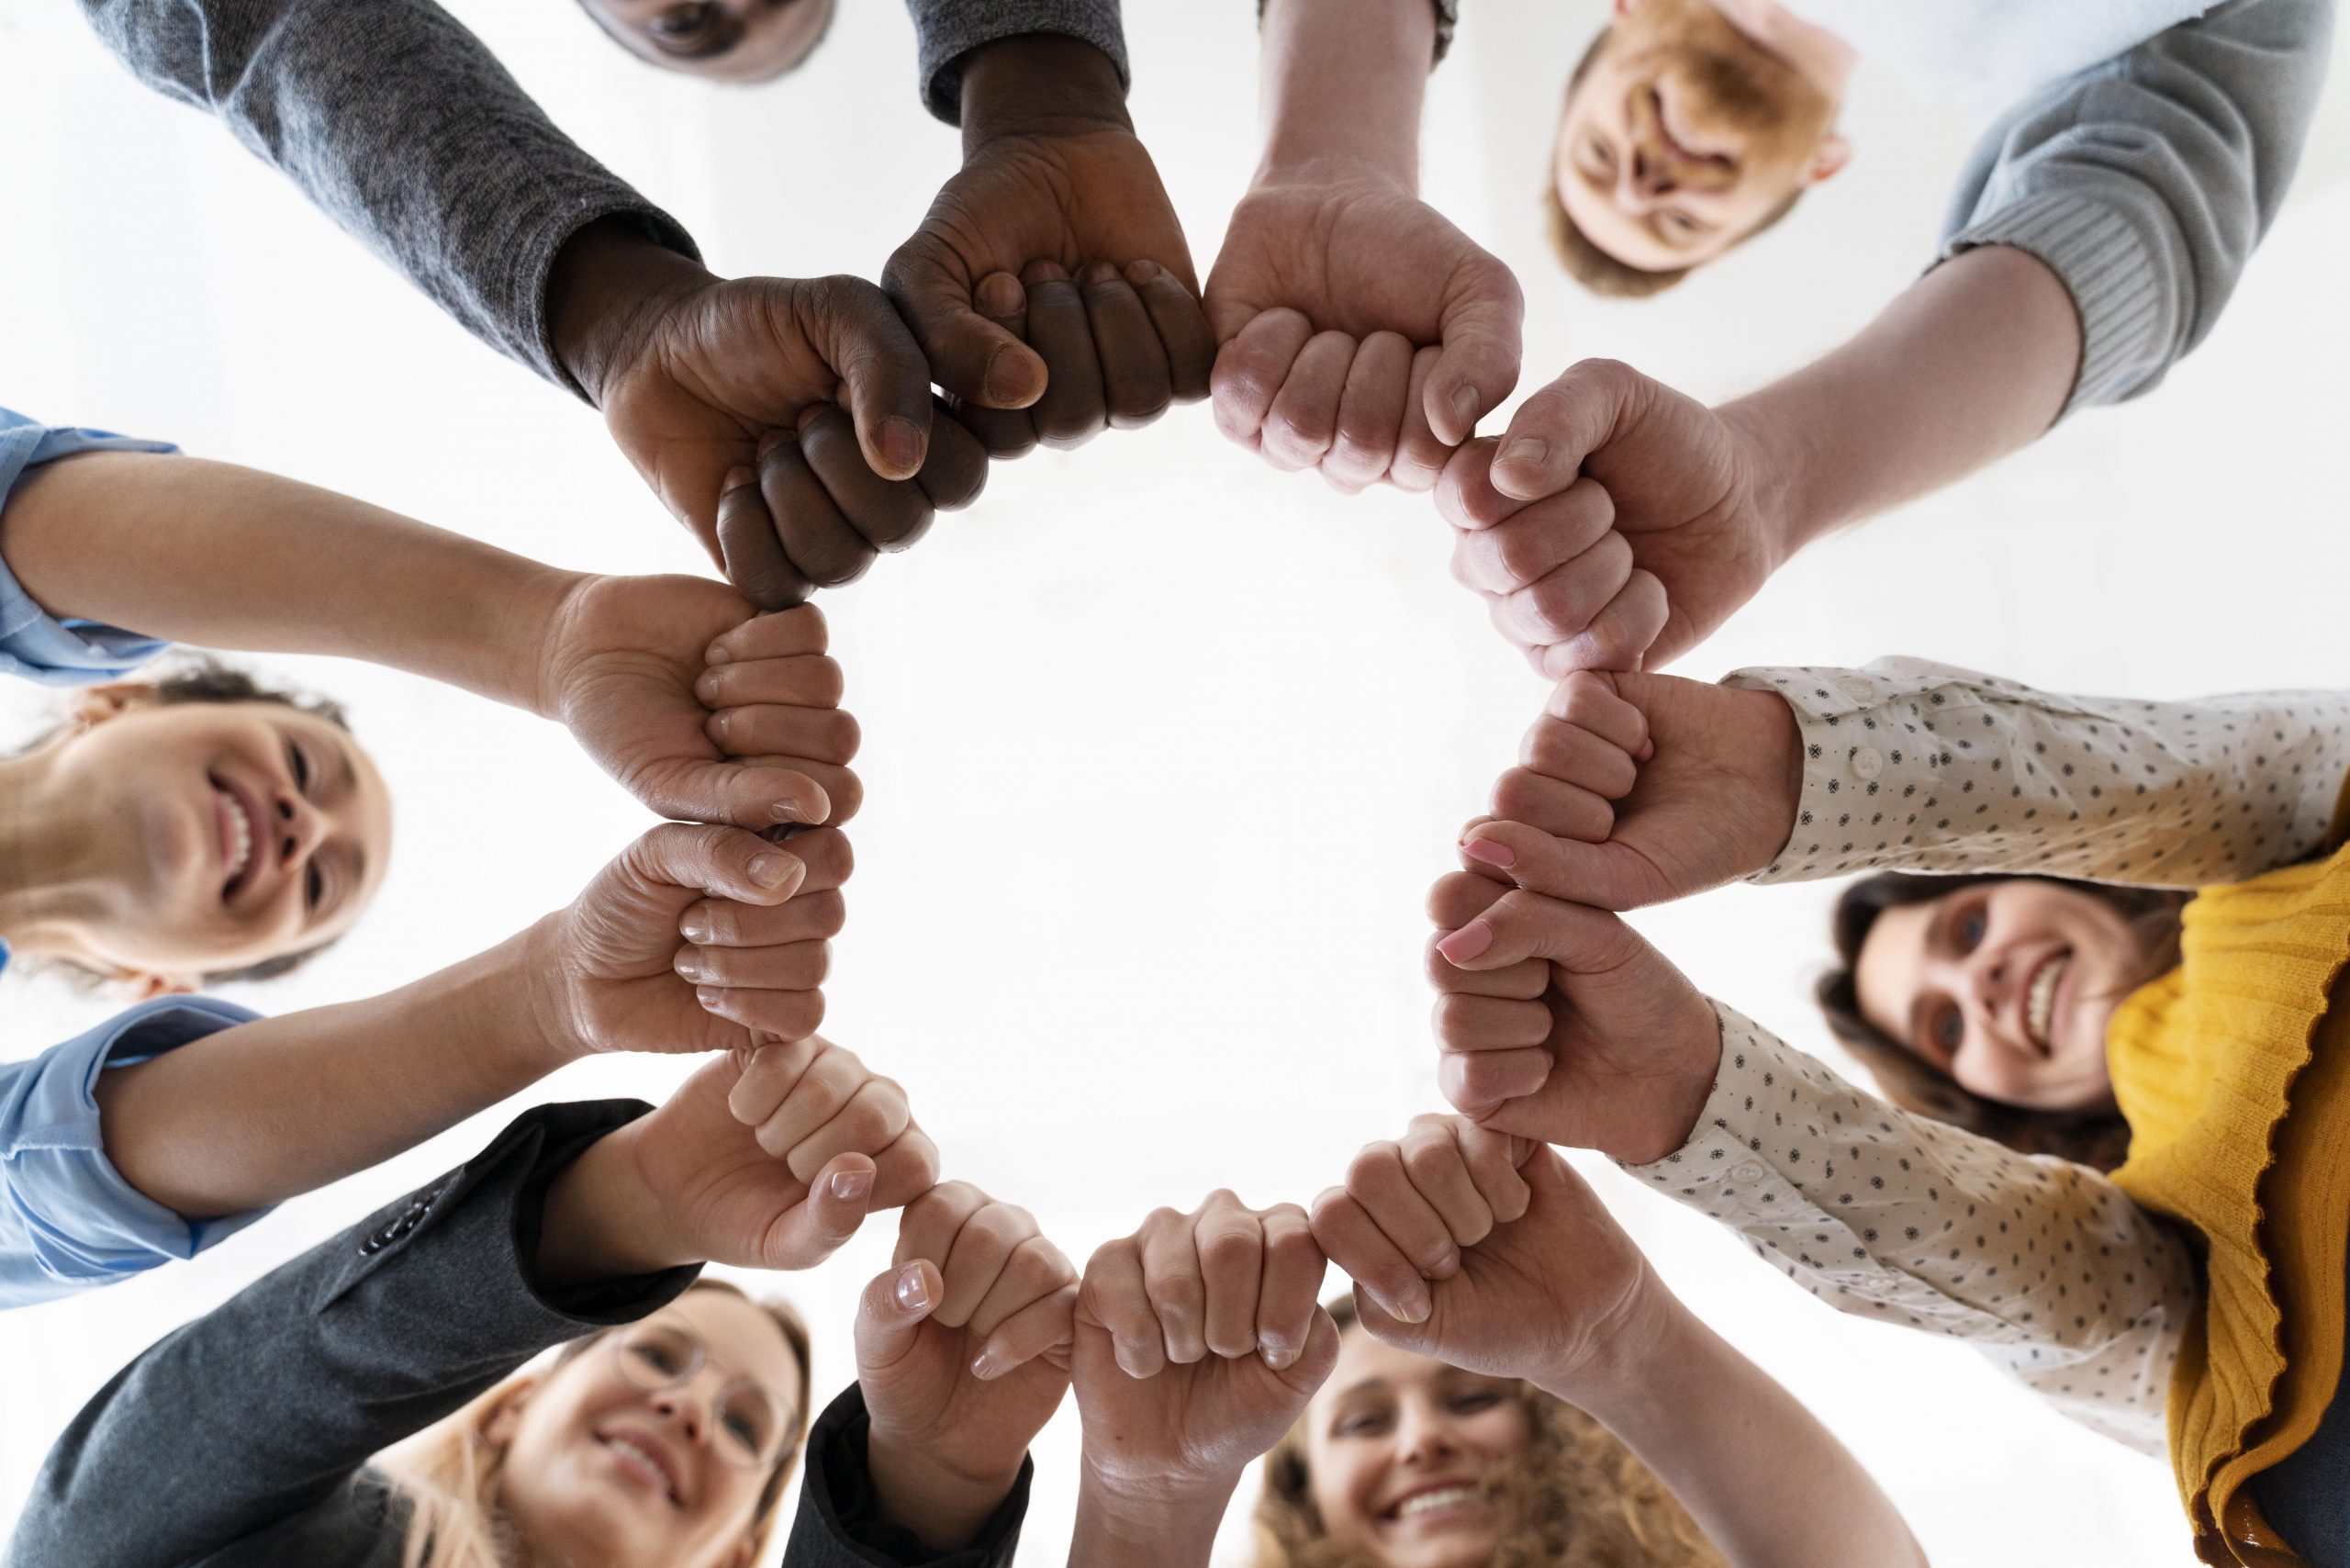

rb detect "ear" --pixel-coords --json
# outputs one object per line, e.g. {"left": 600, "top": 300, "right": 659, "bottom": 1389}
{"left": 117, "top": 970, "right": 201, "bottom": 1001}
{"left": 1613, "top": 0, "right": 1636, "bottom": 14}
{"left": 66, "top": 682, "right": 162, "bottom": 734}
{"left": 479, "top": 1375, "right": 542, "bottom": 1453}
{"left": 1805, "top": 133, "right": 1852, "bottom": 185}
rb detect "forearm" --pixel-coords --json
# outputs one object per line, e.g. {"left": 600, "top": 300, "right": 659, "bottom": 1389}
{"left": 1, "top": 452, "right": 575, "bottom": 712}
{"left": 532, "top": 1116, "right": 690, "bottom": 1289}
{"left": 866, "top": 1438, "right": 1026, "bottom": 1553}
{"left": 1561, "top": 1299, "right": 1926, "bottom": 1568}
{"left": 1729, "top": 245, "right": 2080, "bottom": 554}
{"left": 93, "top": 930, "right": 565, "bottom": 1217}
{"left": 1067, "top": 1473, "right": 1230, "bottom": 1568}
{"left": 957, "top": 32, "right": 1135, "bottom": 146}
{"left": 1255, "top": 0, "right": 1434, "bottom": 185}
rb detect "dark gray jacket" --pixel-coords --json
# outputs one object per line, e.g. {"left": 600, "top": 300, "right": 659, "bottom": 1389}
{"left": 2, "top": 1102, "right": 1028, "bottom": 1568}
{"left": 75, "top": 0, "right": 1131, "bottom": 393}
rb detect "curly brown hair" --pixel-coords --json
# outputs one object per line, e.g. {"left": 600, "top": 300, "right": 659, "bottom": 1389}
{"left": 1817, "top": 872, "right": 2189, "bottom": 1173}
{"left": 1248, "top": 1295, "right": 1724, "bottom": 1568}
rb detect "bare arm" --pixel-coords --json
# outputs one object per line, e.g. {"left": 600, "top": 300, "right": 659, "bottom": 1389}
{"left": 1, "top": 450, "right": 569, "bottom": 712}
{"left": 1256, "top": 0, "right": 1433, "bottom": 185}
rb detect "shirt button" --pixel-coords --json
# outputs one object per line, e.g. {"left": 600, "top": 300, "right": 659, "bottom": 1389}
{"left": 1852, "top": 747, "right": 1884, "bottom": 781}
{"left": 1841, "top": 680, "right": 1875, "bottom": 703}
{"left": 1729, "top": 1160, "right": 1768, "bottom": 1184}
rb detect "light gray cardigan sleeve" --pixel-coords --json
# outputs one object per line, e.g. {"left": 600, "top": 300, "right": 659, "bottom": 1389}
{"left": 904, "top": 0, "right": 1130, "bottom": 121}
{"left": 1940, "top": 0, "right": 2335, "bottom": 415}
{"left": 6, "top": 1100, "right": 694, "bottom": 1568}
{"left": 78, "top": 0, "right": 699, "bottom": 393}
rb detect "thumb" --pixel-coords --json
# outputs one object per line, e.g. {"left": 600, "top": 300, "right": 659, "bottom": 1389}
{"left": 1434, "top": 889, "right": 1645, "bottom": 973}
{"left": 766, "top": 1152, "right": 878, "bottom": 1270}
{"left": 1348, "top": 1284, "right": 1438, "bottom": 1361}
{"left": 881, "top": 244, "right": 1048, "bottom": 410}
{"left": 1422, "top": 259, "right": 1526, "bottom": 446}
{"left": 800, "top": 276, "right": 935, "bottom": 480}
{"left": 627, "top": 758, "right": 832, "bottom": 834}
{"left": 1488, "top": 358, "right": 1644, "bottom": 501}
{"left": 621, "top": 822, "right": 807, "bottom": 906}
{"left": 856, "top": 1257, "right": 944, "bottom": 1375}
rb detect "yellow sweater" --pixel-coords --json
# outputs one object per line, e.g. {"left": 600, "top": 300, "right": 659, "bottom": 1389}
{"left": 2107, "top": 840, "right": 2350, "bottom": 1568}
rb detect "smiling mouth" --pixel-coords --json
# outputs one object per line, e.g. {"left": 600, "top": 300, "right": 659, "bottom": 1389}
{"left": 1383, "top": 1482, "right": 1483, "bottom": 1525}
{"left": 2023, "top": 951, "right": 2072, "bottom": 1056}
{"left": 599, "top": 1431, "right": 682, "bottom": 1507}
{"left": 210, "top": 773, "right": 262, "bottom": 903}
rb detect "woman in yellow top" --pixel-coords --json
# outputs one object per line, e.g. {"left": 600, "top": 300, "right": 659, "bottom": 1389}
{"left": 1416, "top": 656, "right": 2350, "bottom": 1568}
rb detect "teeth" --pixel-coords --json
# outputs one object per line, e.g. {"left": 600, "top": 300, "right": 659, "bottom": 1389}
{"left": 2026, "top": 954, "right": 2069, "bottom": 1049}
{"left": 1394, "top": 1484, "right": 1477, "bottom": 1519}
{"left": 223, "top": 790, "right": 252, "bottom": 883}
{"left": 606, "top": 1435, "right": 676, "bottom": 1501}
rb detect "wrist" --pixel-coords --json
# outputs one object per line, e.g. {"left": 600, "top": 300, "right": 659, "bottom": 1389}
{"left": 1071, "top": 1462, "right": 1234, "bottom": 1562}
{"left": 523, "top": 567, "right": 608, "bottom": 722}
{"left": 532, "top": 1120, "right": 688, "bottom": 1291}
{"left": 864, "top": 1428, "right": 1023, "bottom": 1552}
{"left": 1254, "top": 0, "right": 1432, "bottom": 188}
{"left": 958, "top": 33, "right": 1131, "bottom": 149}
{"left": 1611, "top": 1001, "right": 1723, "bottom": 1165}
{"left": 546, "top": 217, "right": 714, "bottom": 407}
{"left": 1714, "top": 396, "right": 1818, "bottom": 567}
{"left": 515, "top": 913, "right": 594, "bottom": 1070}
{"left": 1530, "top": 1263, "right": 1687, "bottom": 1415}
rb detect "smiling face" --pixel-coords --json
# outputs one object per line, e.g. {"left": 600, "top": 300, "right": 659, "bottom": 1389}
{"left": 1301, "top": 1327, "right": 1535, "bottom": 1568}
{"left": 1852, "top": 880, "right": 2157, "bottom": 1113}
{"left": 1554, "top": 0, "right": 1846, "bottom": 274}
{"left": 576, "top": 0, "right": 836, "bottom": 82}
{"left": 494, "top": 1291, "right": 805, "bottom": 1568}
{"left": 28, "top": 688, "right": 391, "bottom": 984}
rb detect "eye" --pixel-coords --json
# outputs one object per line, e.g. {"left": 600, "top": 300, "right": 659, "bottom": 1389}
{"left": 1932, "top": 1002, "right": 1964, "bottom": 1057}
{"left": 632, "top": 1342, "right": 684, "bottom": 1375}
{"left": 1662, "top": 210, "right": 1697, "bottom": 236}
{"left": 653, "top": 0, "right": 719, "bottom": 40}
{"left": 1585, "top": 137, "right": 1614, "bottom": 171}
{"left": 1335, "top": 1411, "right": 1388, "bottom": 1438}
{"left": 722, "top": 1406, "right": 767, "bottom": 1451}
{"left": 285, "top": 738, "right": 312, "bottom": 794}
{"left": 1953, "top": 906, "right": 1987, "bottom": 955}
{"left": 1449, "top": 1390, "right": 1502, "bottom": 1414}
{"left": 305, "top": 862, "right": 326, "bottom": 913}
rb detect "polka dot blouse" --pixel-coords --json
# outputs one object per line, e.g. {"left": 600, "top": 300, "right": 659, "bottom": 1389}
{"left": 1621, "top": 658, "right": 2350, "bottom": 1453}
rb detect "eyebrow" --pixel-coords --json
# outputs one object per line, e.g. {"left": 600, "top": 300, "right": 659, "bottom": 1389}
{"left": 660, "top": 13, "right": 744, "bottom": 58}
{"left": 1902, "top": 902, "right": 1960, "bottom": 1062}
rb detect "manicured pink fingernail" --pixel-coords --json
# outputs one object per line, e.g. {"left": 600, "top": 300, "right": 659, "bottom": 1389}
{"left": 1438, "top": 921, "right": 1494, "bottom": 964}
{"left": 1460, "top": 836, "right": 1516, "bottom": 868}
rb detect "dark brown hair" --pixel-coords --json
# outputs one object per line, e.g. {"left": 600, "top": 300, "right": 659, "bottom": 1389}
{"left": 1249, "top": 1294, "right": 1723, "bottom": 1568}
{"left": 1818, "top": 873, "right": 2188, "bottom": 1172}
{"left": 1543, "top": 28, "right": 1807, "bottom": 297}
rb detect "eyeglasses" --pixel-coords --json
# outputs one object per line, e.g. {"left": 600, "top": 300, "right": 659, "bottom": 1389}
{"left": 609, "top": 1321, "right": 793, "bottom": 1470}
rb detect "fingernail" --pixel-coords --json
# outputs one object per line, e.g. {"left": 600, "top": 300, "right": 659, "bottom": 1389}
{"left": 895, "top": 1260, "right": 931, "bottom": 1313}
{"left": 674, "top": 954, "right": 707, "bottom": 983}
{"left": 977, "top": 272, "right": 1024, "bottom": 316}
{"left": 1261, "top": 1340, "right": 1297, "bottom": 1371}
{"left": 707, "top": 710, "right": 732, "bottom": 741}
{"left": 749, "top": 852, "right": 799, "bottom": 888}
{"left": 1082, "top": 260, "right": 1122, "bottom": 287}
{"left": 1398, "top": 1285, "right": 1433, "bottom": 1324}
{"left": 722, "top": 465, "right": 756, "bottom": 491}
{"left": 1499, "top": 437, "right": 1547, "bottom": 471}
{"left": 1460, "top": 836, "right": 1516, "bottom": 868}
{"left": 1437, "top": 920, "right": 1494, "bottom": 964}
{"left": 1113, "top": 1342, "right": 1145, "bottom": 1378}
{"left": 678, "top": 913, "right": 711, "bottom": 944}
{"left": 983, "top": 343, "right": 1039, "bottom": 406}
{"left": 1450, "top": 384, "right": 1480, "bottom": 425}
{"left": 831, "top": 1167, "right": 873, "bottom": 1201}
{"left": 696, "top": 984, "right": 725, "bottom": 1007}
{"left": 772, "top": 794, "right": 816, "bottom": 824}
{"left": 703, "top": 644, "right": 732, "bottom": 666}
{"left": 756, "top": 427, "right": 791, "bottom": 462}
{"left": 970, "top": 1348, "right": 1002, "bottom": 1381}
{"left": 1637, "top": 737, "right": 1655, "bottom": 762}
{"left": 879, "top": 415, "right": 923, "bottom": 476}
{"left": 1125, "top": 258, "right": 1163, "bottom": 285}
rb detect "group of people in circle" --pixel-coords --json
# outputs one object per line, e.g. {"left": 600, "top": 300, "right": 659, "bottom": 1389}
{"left": 2, "top": 0, "right": 2341, "bottom": 1564}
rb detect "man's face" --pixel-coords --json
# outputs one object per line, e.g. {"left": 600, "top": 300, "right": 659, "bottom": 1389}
{"left": 1554, "top": 0, "right": 1843, "bottom": 272}
{"left": 578, "top": 0, "right": 836, "bottom": 83}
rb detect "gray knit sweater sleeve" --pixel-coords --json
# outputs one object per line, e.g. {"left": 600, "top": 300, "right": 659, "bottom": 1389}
{"left": 78, "top": 0, "right": 699, "bottom": 394}
{"left": 905, "top": 0, "right": 1129, "bottom": 122}
{"left": 1940, "top": 0, "right": 2334, "bottom": 416}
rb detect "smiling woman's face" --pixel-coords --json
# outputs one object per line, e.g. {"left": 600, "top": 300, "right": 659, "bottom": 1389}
{"left": 494, "top": 1291, "right": 805, "bottom": 1568}
{"left": 34, "top": 689, "right": 390, "bottom": 983}
{"left": 576, "top": 0, "right": 836, "bottom": 83}
{"left": 1853, "top": 880, "right": 2154, "bottom": 1112}
{"left": 1302, "top": 1327, "right": 1535, "bottom": 1568}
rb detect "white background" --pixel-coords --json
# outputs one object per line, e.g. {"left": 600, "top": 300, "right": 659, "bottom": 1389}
{"left": 4, "top": 0, "right": 2349, "bottom": 1561}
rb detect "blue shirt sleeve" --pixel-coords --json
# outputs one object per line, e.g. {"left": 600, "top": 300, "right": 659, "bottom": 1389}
{"left": 0, "top": 407, "right": 179, "bottom": 687}
{"left": 0, "top": 995, "right": 268, "bottom": 1309}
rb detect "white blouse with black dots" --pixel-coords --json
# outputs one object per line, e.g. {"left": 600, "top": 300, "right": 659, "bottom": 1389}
{"left": 1623, "top": 659, "right": 2350, "bottom": 1453}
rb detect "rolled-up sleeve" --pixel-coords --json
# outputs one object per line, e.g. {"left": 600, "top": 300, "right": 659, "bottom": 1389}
{"left": 1940, "top": 0, "right": 2335, "bottom": 414}
{"left": 0, "top": 997, "right": 265, "bottom": 1308}
{"left": 904, "top": 0, "right": 1129, "bottom": 122}
{"left": 0, "top": 411, "right": 176, "bottom": 686}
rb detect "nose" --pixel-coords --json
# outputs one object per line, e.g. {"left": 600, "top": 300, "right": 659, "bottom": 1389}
{"left": 651, "top": 1381, "right": 714, "bottom": 1444}
{"left": 1628, "top": 140, "right": 1676, "bottom": 199}
{"left": 271, "top": 789, "right": 326, "bottom": 868}
{"left": 1963, "top": 945, "right": 2014, "bottom": 1026}
{"left": 1393, "top": 1398, "right": 1461, "bottom": 1467}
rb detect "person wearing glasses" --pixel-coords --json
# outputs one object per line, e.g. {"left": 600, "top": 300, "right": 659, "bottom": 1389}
{"left": 6, "top": 1047, "right": 1080, "bottom": 1568}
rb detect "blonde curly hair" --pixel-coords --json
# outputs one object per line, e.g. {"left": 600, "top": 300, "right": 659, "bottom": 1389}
{"left": 1249, "top": 1296, "right": 1724, "bottom": 1568}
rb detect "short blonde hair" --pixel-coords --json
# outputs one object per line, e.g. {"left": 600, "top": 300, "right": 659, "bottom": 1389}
{"left": 1248, "top": 1295, "right": 1724, "bottom": 1568}
{"left": 376, "top": 1281, "right": 812, "bottom": 1568}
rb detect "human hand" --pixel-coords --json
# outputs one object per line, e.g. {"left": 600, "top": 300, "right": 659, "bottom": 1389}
{"left": 881, "top": 36, "right": 1214, "bottom": 450}
{"left": 571, "top": 1048, "right": 936, "bottom": 1279}
{"left": 859, "top": 1183, "right": 1079, "bottom": 1551}
{"left": 539, "top": 585, "right": 858, "bottom": 828}
{"left": 549, "top": 220, "right": 984, "bottom": 609}
{"left": 1454, "top": 670, "right": 1798, "bottom": 910}
{"left": 526, "top": 823, "right": 851, "bottom": 1059}
{"left": 1438, "top": 360, "right": 1788, "bottom": 675}
{"left": 1072, "top": 1191, "right": 1341, "bottom": 1503}
{"left": 1314, "top": 1120, "right": 1669, "bottom": 1402}
{"left": 1426, "top": 879, "right": 1720, "bottom": 1163}
{"left": 1205, "top": 162, "right": 1522, "bottom": 492}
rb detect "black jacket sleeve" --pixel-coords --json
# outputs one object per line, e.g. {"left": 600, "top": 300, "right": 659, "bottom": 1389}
{"left": 782, "top": 1383, "right": 1034, "bottom": 1567}
{"left": 7, "top": 1100, "right": 698, "bottom": 1568}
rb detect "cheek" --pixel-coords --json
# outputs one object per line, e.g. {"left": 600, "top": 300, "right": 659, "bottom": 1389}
{"left": 1460, "top": 1405, "right": 1534, "bottom": 1463}
{"left": 1306, "top": 1448, "right": 1382, "bottom": 1541}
